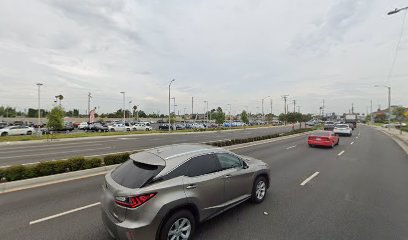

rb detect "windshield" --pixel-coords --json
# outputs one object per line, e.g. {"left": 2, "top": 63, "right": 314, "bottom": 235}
{"left": 335, "top": 124, "right": 349, "bottom": 128}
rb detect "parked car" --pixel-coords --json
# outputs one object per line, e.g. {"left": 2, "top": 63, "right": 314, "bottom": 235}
{"left": 0, "top": 122, "right": 8, "bottom": 129}
{"left": 88, "top": 123, "right": 109, "bottom": 132}
{"left": 78, "top": 122, "right": 89, "bottom": 130}
{"left": 108, "top": 124, "right": 130, "bottom": 132}
{"left": 175, "top": 124, "right": 185, "bottom": 130}
{"left": 305, "top": 120, "right": 317, "bottom": 126}
{"left": 132, "top": 123, "right": 153, "bottom": 131}
{"left": 158, "top": 124, "right": 174, "bottom": 131}
{"left": 0, "top": 126, "right": 35, "bottom": 136}
{"left": 101, "top": 144, "right": 270, "bottom": 240}
{"left": 333, "top": 124, "right": 352, "bottom": 136}
{"left": 323, "top": 121, "right": 335, "bottom": 130}
{"left": 308, "top": 131, "right": 339, "bottom": 148}
{"left": 191, "top": 123, "right": 205, "bottom": 129}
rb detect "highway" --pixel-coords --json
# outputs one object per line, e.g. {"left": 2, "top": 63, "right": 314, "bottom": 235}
{"left": 1, "top": 125, "right": 407, "bottom": 240}
{"left": 0, "top": 125, "right": 300, "bottom": 166}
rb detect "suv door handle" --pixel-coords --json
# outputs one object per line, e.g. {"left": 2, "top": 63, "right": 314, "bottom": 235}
{"left": 224, "top": 174, "right": 232, "bottom": 179}
{"left": 186, "top": 184, "right": 197, "bottom": 189}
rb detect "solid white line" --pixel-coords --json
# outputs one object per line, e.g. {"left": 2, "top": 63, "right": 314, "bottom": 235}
{"left": 350, "top": 142, "right": 354, "bottom": 145}
{"left": 286, "top": 145, "right": 297, "bottom": 150}
{"left": 300, "top": 172, "right": 320, "bottom": 186}
{"left": 338, "top": 150, "right": 345, "bottom": 156}
{"left": 0, "top": 147, "right": 112, "bottom": 159}
{"left": 29, "top": 202, "right": 100, "bottom": 225}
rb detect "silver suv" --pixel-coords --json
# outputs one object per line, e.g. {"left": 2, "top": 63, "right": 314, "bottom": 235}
{"left": 101, "top": 144, "right": 270, "bottom": 240}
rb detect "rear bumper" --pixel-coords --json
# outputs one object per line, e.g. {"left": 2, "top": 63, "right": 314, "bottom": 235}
{"left": 308, "top": 140, "right": 332, "bottom": 147}
{"left": 333, "top": 131, "right": 351, "bottom": 136}
{"left": 101, "top": 206, "right": 161, "bottom": 240}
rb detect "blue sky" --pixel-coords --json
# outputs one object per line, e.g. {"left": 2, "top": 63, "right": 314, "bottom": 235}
{"left": 0, "top": 0, "right": 407, "bottom": 116}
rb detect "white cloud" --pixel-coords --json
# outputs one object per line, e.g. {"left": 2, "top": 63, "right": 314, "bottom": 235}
{"left": 0, "top": 0, "right": 407, "bottom": 115}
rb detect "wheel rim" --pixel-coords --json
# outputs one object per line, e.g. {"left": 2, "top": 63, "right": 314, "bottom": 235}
{"left": 167, "top": 217, "right": 191, "bottom": 240}
{"left": 256, "top": 180, "right": 266, "bottom": 200}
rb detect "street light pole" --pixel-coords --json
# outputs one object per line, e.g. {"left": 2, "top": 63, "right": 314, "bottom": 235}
{"left": 128, "top": 100, "right": 132, "bottom": 119}
{"left": 204, "top": 101, "right": 208, "bottom": 123}
{"left": 227, "top": 104, "right": 232, "bottom": 129}
{"left": 262, "top": 96, "right": 270, "bottom": 122}
{"left": 168, "top": 79, "right": 175, "bottom": 132}
{"left": 120, "top": 92, "right": 126, "bottom": 123}
{"left": 374, "top": 85, "right": 391, "bottom": 130}
{"left": 36, "top": 83, "right": 43, "bottom": 132}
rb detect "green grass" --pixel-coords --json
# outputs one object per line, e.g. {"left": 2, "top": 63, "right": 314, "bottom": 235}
{"left": 0, "top": 124, "right": 286, "bottom": 142}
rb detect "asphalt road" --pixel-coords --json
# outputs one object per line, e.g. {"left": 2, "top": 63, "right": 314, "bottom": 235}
{"left": 0, "top": 125, "right": 300, "bottom": 166}
{"left": 0, "top": 125, "right": 407, "bottom": 240}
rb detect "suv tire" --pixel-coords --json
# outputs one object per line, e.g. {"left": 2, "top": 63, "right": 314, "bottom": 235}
{"left": 251, "top": 176, "right": 267, "bottom": 203}
{"left": 159, "top": 209, "right": 195, "bottom": 240}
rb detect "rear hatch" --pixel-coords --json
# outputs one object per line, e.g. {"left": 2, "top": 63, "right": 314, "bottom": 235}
{"left": 102, "top": 152, "right": 165, "bottom": 222}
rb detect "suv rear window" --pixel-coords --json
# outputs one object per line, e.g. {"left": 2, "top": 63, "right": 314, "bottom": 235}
{"left": 111, "top": 160, "right": 164, "bottom": 189}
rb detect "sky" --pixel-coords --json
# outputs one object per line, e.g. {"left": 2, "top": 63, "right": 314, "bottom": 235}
{"left": 0, "top": 0, "right": 407, "bottom": 116}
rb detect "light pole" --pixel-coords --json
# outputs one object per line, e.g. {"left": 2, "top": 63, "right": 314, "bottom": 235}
{"left": 168, "top": 79, "right": 175, "bottom": 132}
{"left": 227, "top": 104, "right": 232, "bottom": 129}
{"left": 204, "top": 100, "right": 208, "bottom": 123}
{"left": 120, "top": 91, "right": 125, "bottom": 123}
{"left": 261, "top": 96, "right": 270, "bottom": 122}
{"left": 36, "top": 83, "right": 43, "bottom": 133}
{"left": 374, "top": 85, "right": 391, "bottom": 130}
{"left": 387, "top": 6, "right": 408, "bottom": 15}
{"left": 128, "top": 100, "right": 132, "bottom": 119}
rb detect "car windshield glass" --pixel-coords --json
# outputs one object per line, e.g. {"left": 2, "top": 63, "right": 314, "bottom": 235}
{"left": 111, "top": 160, "right": 164, "bottom": 189}
{"left": 312, "top": 131, "right": 330, "bottom": 136}
{"left": 336, "top": 124, "right": 349, "bottom": 128}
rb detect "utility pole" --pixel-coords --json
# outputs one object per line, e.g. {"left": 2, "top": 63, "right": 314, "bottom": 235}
{"left": 120, "top": 92, "right": 125, "bottom": 123}
{"left": 191, "top": 97, "right": 194, "bottom": 118}
{"left": 322, "top": 99, "right": 325, "bottom": 117}
{"left": 351, "top": 103, "right": 354, "bottom": 114}
{"left": 204, "top": 100, "right": 208, "bottom": 123}
{"left": 293, "top": 99, "right": 296, "bottom": 113}
{"left": 270, "top": 99, "right": 273, "bottom": 117}
{"left": 281, "top": 95, "right": 289, "bottom": 125}
{"left": 87, "top": 92, "right": 92, "bottom": 121}
{"left": 261, "top": 96, "right": 271, "bottom": 122}
{"left": 168, "top": 79, "right": 175, "bottom": 131}
{"left": 36, "top": 83, "right": 43, "bottom": 132}
{"left": 227, "top": 104, "right": 232, "bottom": 129}
{"left": 370, "top": 100, "right": 373, "bottom": 124}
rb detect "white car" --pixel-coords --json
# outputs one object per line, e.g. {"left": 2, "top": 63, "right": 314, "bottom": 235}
{"left": 132, "top": 123, "right": 152, "bottom": 131}
{"left": 333, "top": 124, "right": 352, "bottom": 136}
{"left": 108, "top": 124, "right": 130, "bottom": 132}
{"left": 78, "top": 122, "right": 89, "bottom": 130}
{"left": 0, "top": 126, "right": 35, "bottom": 136}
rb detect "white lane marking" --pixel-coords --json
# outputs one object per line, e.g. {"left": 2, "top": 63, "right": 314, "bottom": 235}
{"left": 0, "top": 147, "right": 112, "bottom": 160}
{"left": 29, "top": 202, "right": 100, "bottom": 225}
{"left": 338, "top": 150, "right": 345, "bottom": 156}
{"left": 350, "top": 142, "right": 354, "bottom": 145}
{"left": 0, "top": 143, "right": 104, "bottom": 154}
{"left": 300, "top": 172, "right": 320, "bottom": 186}
{"left": 286, "top": 145, "right": 297, "bottom": 150}
{"left": 148, "top": 138, "right": 161, "bottom": 141}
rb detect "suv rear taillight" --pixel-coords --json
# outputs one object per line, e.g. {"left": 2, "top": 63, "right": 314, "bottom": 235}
{"left": 114, "top": 193, "right": 156, "bottom": 209}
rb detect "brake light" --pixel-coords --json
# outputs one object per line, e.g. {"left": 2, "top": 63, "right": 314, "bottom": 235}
{"left": 114, "top": 193, "right": 156, "bottom": 208}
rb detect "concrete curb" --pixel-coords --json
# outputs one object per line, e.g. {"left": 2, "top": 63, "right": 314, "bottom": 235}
{"left": 370, "top": 126, "right": 408, "bottom": 156}
{"left": 0, "top": 164, "right": 119, "bottom": 194}
{"left": 0, "top": 129, "right": 312, "bottom": 194}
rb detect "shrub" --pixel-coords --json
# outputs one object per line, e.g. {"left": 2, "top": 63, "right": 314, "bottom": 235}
{"left": 67, "top": 157, "right": 86, "bottom": 171}
{"left": 104, "top": 153, "right": 130, "bottom": 165}
{"left": 2, "top": 165, "right": 25, "bottom": 181}
{"left": 84, "top": 157, "right": 102, "bottom": 169}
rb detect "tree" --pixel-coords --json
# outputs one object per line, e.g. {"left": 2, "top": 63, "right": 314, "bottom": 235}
{"left": 394, "top": 107, "right": 407, "bottom": 134}
{"left": 374, "top": 113, "right": 386, "bottom": 123}
{"left": 212, "top": 107, "right": 225, "bottom": 125}
{"left": 278, "top": 113, "right": 287, "bottom": 124}
{"left": 47, "top": 106, "right": 64, "bottom": 130}
{"left": 138, "top": 110, "right": 147, "bottom": 118}
{"left": 240, "top": 110, "right": 249, "bottom": 124}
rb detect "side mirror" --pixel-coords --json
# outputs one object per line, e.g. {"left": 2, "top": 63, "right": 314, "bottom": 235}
{"left": 242, "top": 161, "right": 249, "bottom": 169}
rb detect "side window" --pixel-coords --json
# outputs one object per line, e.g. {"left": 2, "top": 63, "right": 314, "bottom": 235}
{"left": 216, "top": 153, "right": 242, "bottom": 170}
{"left": 162, "top": 161, "right": 190, "bottom": 180}
{"left": 186, "top": 154, "right": 221, "bottom": 177}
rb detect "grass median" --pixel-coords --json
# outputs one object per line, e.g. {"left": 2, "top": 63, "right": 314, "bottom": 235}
{"left": 0, "top": 124, "right": 285, "bottom": 143}
{"left": 0, "top": 127, "right": 314, "bottom": 183}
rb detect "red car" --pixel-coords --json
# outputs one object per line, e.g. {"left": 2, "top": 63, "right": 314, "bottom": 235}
{"left": 308, "top": 131, "right": 339, "bottom": 148}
